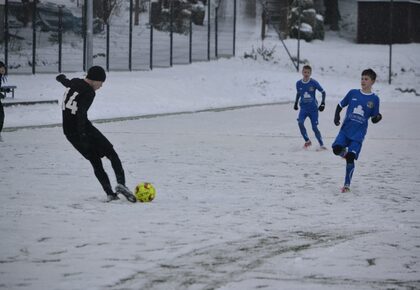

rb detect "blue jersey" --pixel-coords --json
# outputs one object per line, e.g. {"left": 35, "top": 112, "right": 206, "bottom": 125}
{"left": 296, "top": 78, "right": 325, "bottom": 111}
{"left": 339, "top": 89, "right": 380, "bottom": 142}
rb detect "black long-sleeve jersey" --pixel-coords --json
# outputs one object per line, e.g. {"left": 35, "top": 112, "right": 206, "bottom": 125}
{"left": 58, "top": 76, "right": 96, "bottom": 137}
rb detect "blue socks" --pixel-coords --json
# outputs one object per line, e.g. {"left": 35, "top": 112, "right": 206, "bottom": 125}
{"left": 312, "top": 126, "right": 324, "bottom": 146}
{"left": 345, "top": 163, "right": 355, "bottom": 186}
{"left": 298, "top": 122, "right": 309, "bottom": 141}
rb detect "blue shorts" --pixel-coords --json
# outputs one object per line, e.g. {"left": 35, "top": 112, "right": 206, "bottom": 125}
{"left": 297, "top": 108, "right": 319, "bottom": 126}
{"left": 332, "top": 130, "right": 362, "bottom": 159}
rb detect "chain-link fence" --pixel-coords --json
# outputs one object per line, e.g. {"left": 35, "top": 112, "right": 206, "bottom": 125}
{"left": 0, "top": 0, "right": 236, "bottom": 74}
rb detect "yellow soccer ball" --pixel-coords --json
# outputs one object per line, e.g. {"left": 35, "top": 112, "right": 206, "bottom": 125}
{"left": 134, "top": 182, "right": 156, "bottom": 202}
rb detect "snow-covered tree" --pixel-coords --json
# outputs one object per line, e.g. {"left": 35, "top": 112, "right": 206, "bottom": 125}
{"left": 288, "top": 0, "right": 324, "bottom": 41}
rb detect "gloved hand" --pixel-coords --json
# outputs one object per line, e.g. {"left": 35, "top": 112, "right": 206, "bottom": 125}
{"left": 371, "top": 113, "right": 382, "bottom": 124}
{"left": 334, "top": 115, "right": 340, "bottom": 126}
{"left": 294, "top": 102, "right": 298, "bottom": 110}
{"left": 318, "top": 102, "right": 325, "bottom": 112}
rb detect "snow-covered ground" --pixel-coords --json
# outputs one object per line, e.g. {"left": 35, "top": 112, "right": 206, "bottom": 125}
{"left": 1, "top": 6, "right": 420, "bottom": 289}
{"left": 1, "top": 100, "right": 419, "bottom": 289}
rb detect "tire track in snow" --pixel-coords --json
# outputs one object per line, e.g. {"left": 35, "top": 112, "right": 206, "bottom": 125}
{"left": 108, "top": 230, "right": 372, "bottom": 290}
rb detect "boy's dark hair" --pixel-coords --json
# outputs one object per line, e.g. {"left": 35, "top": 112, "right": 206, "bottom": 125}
{"left": 302, "top": 65, "right": 312, "bottom": 71}
{"left": 87, "top": 66, "right": 106, "bottom": 82}
{"left": 362, "top": 68, "right": 376, "bottom": 81}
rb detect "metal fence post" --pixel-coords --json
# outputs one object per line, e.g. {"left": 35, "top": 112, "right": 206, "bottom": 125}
{"left": 215, "top": 6, "right": 218, "bottom": 58}
{"left": 233, "top": 0, "right": 236, "bottom": 56}
{"left": 58, "top": 6, "right": 63, "bottom": 73}
{"left": 170, "top": 0, "right": 173, "bottom": 67}
{"left": 207, "top": 0, "right": 210, "bottom": 60}
{"left": 129, "top": 0, "right": 133, "bottom": 71}
{"left": 86, "top": 0, "right": 93, "bottom": 70}
{"left": 150, "top": 24, "right": 153, "bottom": 70}
{"left": 297, "top": 3, "right": 301, "bottom": 72}
{"left": 389, "top": 0, "right": 393, "bottom": 84}
{"left": 83, "top": 1, "right": 86, "bottom": 71}
{"left": 189, "top": 15, "right": 192, "bottom": 64}
{"left": 4, "top": 0, "right": 9, "bottom": 67}
{"left": 106, "top": 22, "right": 110, "bottom": 71}
{"left": 32, "top": 0, "right": 37, "bottom": 74}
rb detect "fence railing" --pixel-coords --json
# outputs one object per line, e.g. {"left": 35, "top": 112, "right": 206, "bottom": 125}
{"left": 260, "top": 0, "right": 298, "bottom": 71}
{"left": 0, "top": 0, "right": 236, "bottom": 74}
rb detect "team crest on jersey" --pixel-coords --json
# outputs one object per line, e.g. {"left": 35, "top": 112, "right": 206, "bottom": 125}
{"left": 309, "top": 86, "right": 315, "bottom": 92}
{"left": 367, "top": 101, "right": 374, "bottom": 109}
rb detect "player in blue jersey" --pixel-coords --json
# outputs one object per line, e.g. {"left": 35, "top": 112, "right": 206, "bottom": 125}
{"left": 294, "top": 65, "right": 326, "bottom": 149}
{"left": 332, "top": 69, "right": 382, "bottom": 193}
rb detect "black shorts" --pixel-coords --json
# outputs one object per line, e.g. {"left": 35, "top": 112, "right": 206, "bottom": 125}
{"left": 66, "top": 126, "right": 114, "bottom": 160}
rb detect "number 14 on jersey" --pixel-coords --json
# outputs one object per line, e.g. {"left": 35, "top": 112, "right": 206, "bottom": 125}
{"left": 62, "top": 89, "right": 79, "bottom": 115}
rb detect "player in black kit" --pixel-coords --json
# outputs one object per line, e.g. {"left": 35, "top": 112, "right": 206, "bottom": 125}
{"left": 57, "top": 66, "right": 136, "bottom": 202}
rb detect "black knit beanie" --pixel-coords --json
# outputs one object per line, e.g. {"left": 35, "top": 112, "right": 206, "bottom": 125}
{"left": 87, "top": 66, "right": 106, "bottom": 82}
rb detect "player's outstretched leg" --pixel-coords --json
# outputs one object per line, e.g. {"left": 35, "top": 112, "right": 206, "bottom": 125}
{"left": 89, "top": 157, "right": 120, "bottom": 201}
{"left": 106, "top": 149, "right": 126, "bottom": 185}
{"left": 104, "top": 149, "right": 136, "bottom": 203}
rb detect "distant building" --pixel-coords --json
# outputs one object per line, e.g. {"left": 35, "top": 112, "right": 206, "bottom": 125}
{"left": 357, "top": 0, "right": 420, "bottom": 44}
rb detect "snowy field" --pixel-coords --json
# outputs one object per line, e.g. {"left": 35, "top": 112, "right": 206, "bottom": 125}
{"left": 1, "top": 4, "right": 420, "bottom": 288}
{"left": 0, "top": 100, "right": 419, "bottom": 289}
